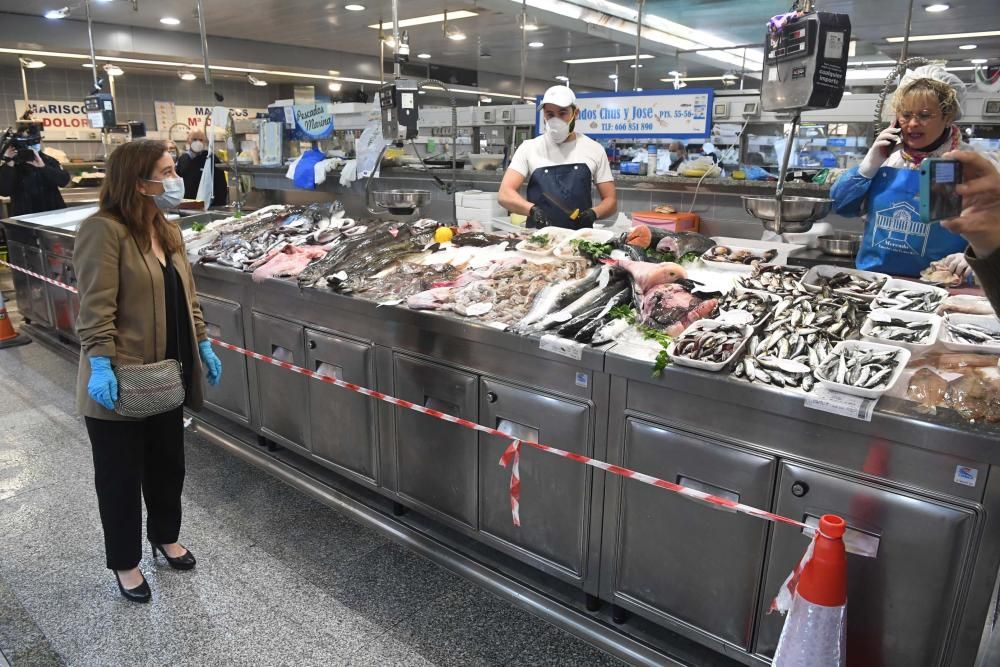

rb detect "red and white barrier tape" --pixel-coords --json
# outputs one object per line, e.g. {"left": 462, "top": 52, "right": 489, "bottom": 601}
{"left": 0, "top": 258, "right": 810, "bottom": 532}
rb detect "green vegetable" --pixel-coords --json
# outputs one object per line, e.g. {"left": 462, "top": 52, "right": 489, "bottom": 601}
{"left": 190, "top": 222, "right": 206, "bottom": 232}
{"left": 640, "top": 326, "right": 673, "bottom": 377}
{"left": 681, "top": 251, "right": 701, "bottom": 263}
{"left": 528, "top": 234, "right": 551, "bottom": 246}
{"left": 570, "top": 238, "right": 614, "bottom": 261}
{"left": 609, "top": 305, "right": 637, "bottom": 324}
{"left": 645, "top": 249, "right": 676, "bottom": 264}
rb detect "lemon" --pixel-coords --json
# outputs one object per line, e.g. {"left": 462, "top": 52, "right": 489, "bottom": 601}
{"left": 434, "top": 227, "right": 455, "bottom": 243}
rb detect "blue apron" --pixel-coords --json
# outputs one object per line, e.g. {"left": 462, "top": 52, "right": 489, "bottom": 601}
{"left": 856, "top": 166, "right": 967, "bottom": 277}
{"left": 526, "top": 163, "right": 593, "bottom": 230}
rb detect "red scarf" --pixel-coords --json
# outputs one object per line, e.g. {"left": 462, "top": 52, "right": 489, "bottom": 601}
{"left": 899, "top": 125, "right": 961, "bottom": 167}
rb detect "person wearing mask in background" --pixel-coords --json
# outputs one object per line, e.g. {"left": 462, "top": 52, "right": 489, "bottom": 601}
{"left": 941, "top": 150, "right": 1000, "bottom": 311}
{"left": 0, "top": 122, "right": 70, "bottom": 216}
{"left": 164, "top": 140, "right": 179, "bottom": 162}
{"left": 498, "top": 86, "right": 616, "bottom": 229}
{"left": 74, "top": 140, "right": 222, "bottom": 603}
{"left": 667, "top": 141, "right": 687, "bottom": 171}
{"left": 831, "top": 65, "right": 1000, "bottom": 279}
{"left": 175, "top": 129, "right": 228, "bottom": 207}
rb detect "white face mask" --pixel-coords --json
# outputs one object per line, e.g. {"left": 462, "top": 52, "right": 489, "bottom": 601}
{"left": 545, "top": 117, "right": 571, "bottom": 144}
{"left": 190, "top": 140, "right": 205, "bottom": 153}
{"left": 145, "top": 177, "right": 185, "bottom": 209}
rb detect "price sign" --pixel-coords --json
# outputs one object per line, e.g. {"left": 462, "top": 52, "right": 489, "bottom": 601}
{"left": 536, "top": 89, "right": 714, "bottom": 140}
{"left": 804, "top": 386, "right": 878, "bottom": 422}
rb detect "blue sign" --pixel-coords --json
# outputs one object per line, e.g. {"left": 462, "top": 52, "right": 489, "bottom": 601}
{"left": 828, "top": 138, "right": 847, "bottom": 147}
{"left": 535, "top": 88, "right": 714, "bottom": 140}
{"left": 293, "top": 104, "right": 334, "bottom": 139}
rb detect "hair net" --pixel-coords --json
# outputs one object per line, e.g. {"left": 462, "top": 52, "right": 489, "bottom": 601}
{"left": 898, "top": 64, "right": 966, "bottom": 120}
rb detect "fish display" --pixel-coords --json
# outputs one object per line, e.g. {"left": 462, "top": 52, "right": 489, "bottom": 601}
{"left": 806, "top": 271, "right": 886, "bottom": 298}
{"left": 621, "top": 225, "right": 716, "bottom": 259}
{"left": 736, "top": 264, "right": 807, "bottom": 297}
{"left": 714, "top": 291, "right": 774, "bottom": 325}
{"left": 672, "top": 324, "right": 747, "bottom": 364}
{"left": 703, "top": 246, "right": 778, "bottom": 265}
{"left": 815, "top": 347, "right": 903, "bottom": 390}
{"left": 907, "top": 368, "right": 949, "bottom": 415}
{"left": 865, "top": 312, "right": 935, "bottom": 344}
{"left": 939, "top": 295, "right": 995, "bottom": 316}
{"left": 944, "top": 320, "right": 1000, "bottom": 345}
{"left": 873, "top": 286, "right": 944, "bottom": 313}
{"left": 639, "top": 284, "right": 719, "bottom": 336}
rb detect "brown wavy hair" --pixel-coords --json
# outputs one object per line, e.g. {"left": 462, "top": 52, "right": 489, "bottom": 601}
{"left": 98, "top": 139, "right": 181, "bottom": 255}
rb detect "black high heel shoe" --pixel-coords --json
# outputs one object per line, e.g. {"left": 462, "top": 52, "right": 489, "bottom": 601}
{"left": 114, "top": 570, "right": 151, "bottom": 603}
{"left": 150, "top": 541, "right": 196, "bottom": 570}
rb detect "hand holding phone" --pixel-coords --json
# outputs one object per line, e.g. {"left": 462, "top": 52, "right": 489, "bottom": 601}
{"left": 920, "top": 158, "right": 963, "bottom": 223}
{"left": 859, "top": 122, "right": 903, "bottom": 178}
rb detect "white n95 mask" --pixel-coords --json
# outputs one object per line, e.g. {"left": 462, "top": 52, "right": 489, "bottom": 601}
{"left": 545, "top": 118, "right": 571, "bottom": 144}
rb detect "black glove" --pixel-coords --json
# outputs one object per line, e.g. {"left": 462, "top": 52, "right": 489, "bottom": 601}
{"left": 577, "top": 208, "right": 598, "bottom": 226}
{"left": 527, "top": 206, "right": 550, "bottom": 229}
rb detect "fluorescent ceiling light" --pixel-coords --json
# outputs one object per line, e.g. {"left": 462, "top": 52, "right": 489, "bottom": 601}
{"left": 19, "top": 58, "right": 46, "bottom": 69}
{"left": 248, "top": 74, "right": 267, "bottom": 86}
{"left": 946, "top": 66, "right": 974, "bottom": 71}
{"left": 44, "top": 7, "right": 69, "bottom": 19}
{"left": 958, "top": 44, "right": 977, "bottom": 50}
{"left": 480, "top": 96, "right": 492, "bottom": 102}
{"left": 104, "top": 64, "right": 124, "bottom": 76}
{"left": 368, "top": 11, "right": 476, "bottom": 30}
{"left": 608, "top": 74, "right": 618, "bottom": 79}
{"left": 924, "top": 3, "right": 950, "bottom": 11}
{"left": 970, "top": 58, "right": 989, "bottom": 64}
{"left": 446, "top": 25, "right": 466, "bottom": 41}
{"left": 328, "top": 82, "right": 342, "bottom": 91}
{"left": 563, "top": 54, "right": 654, "bottom": 64}
{"left": 849, "top": 59, "right": 897, "bottom": 66}
{"left": 345, "top": 4, "right": 365, "bottom": 10}
{"left": 511, "top": 0, "right": 763, "bottom": 74}
{"left": 886, "top": 30, "right": 1000, "bottom": 42}
{"left": 629, "top": 64, "right": 643, "bottom": 68}
{"left": 843, "top": 91, "right": 853, "bottom": 95}
{"left": 523, "top": 21, "right": 539, "bottom": 31}
{"left": 528, "top": 41, "right": 544, "bottom": 48}
{"left": 178, "top": 71, "right": 196, "bottom": 80}
{"left": 160, "top": 17, "right": 180, "bottom": 26}
{"left": 417, "top": 53, "right": 432, "bottom": 59}
{"left": 659, "top": 75, "right": 730, "bottom": 82}
{"left": 554, "top": 75, "right": 569, "bottom": 81}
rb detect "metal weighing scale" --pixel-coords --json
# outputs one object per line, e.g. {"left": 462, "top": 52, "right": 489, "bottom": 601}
{"left": 743, "top": 1, "right": 851, "bottom": 236}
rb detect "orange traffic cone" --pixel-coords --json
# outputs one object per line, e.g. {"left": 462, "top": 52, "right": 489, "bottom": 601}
{"left": 0, "top": 289, "right": 30, "bottom": 349}
{"left": 772, "top": 514, "right": 848, "bottom": 667}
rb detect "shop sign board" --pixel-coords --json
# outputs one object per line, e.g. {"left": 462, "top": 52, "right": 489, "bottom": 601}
{"left": 535, "top": 89, "right": 714, "bottom": 140}
{"left": 168, "top": 104, "right": 268, "bottom": 132}
{"left": 13, "top": 100, "right": 97, "bottom": 140}
{"left": 293, "top": 104, "right": 334, "bottom": 139}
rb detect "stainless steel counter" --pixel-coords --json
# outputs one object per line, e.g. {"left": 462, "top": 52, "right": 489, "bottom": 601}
{"left": 3, "top": 207, "right": 999, "bottom": 666}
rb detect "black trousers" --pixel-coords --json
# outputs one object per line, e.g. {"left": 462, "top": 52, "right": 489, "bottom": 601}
{"left": 85, "top": 407, "right": 185, "bottom": 570}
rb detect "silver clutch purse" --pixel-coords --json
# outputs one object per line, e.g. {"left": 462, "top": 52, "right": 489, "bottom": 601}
{"left": 114, "top": 359, "right": 185, "bottom": 418}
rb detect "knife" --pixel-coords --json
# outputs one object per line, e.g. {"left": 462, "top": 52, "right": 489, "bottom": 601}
{"left": 542, "top": 192, "right": 580, "bottom": 221}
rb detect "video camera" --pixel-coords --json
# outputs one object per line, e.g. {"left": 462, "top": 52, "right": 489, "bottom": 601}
{"left": 1, "top": 123, "right": 44, "bottom": 166}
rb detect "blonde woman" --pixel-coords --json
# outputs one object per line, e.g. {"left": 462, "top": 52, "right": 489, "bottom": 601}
{"left": 831, "top": 65, "right": 999, "bottom": 278}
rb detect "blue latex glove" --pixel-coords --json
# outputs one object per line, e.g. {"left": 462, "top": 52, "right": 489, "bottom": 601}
{"left": 199, "top": 340, "right": 222, "bottom": 386}
{"left": 87, "top": 356, "right": 118, "bottom": 411}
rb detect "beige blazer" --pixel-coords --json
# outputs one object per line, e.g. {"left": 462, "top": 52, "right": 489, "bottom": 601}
{"left": 74, "top": 214, "right": 207, "bottom": 420}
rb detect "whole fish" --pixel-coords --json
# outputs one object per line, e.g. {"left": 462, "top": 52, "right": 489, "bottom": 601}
{"left": 518, "top": 270, "right": 600, "bottom": 328}
{"left": 590, "top": 316, "right": 631, "bottom": 346}
{"left": 537, "top": 280, "right": 628, "bottom": 330}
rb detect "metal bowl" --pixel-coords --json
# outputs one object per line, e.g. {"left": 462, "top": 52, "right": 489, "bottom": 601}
{"left": 373, "top": 189, "right": 431, "bottom": 212}
{"left": 818, "top": 232, "right": 862, "bottom": 257}
{"left": 741, "top": 196, "right": 834, "bottom": 233}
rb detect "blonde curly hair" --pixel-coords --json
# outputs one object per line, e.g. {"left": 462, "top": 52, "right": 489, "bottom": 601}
{"left": 893, "top": 78, "right": 960, "bottom": 121}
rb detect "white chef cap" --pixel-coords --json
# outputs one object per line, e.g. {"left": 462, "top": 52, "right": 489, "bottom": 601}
{"left": 896, "top": 64, "right": 967, "bottom": 120}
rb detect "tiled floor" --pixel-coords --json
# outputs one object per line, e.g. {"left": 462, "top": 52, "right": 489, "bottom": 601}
{"left": 0, "top": 338, "right": 625, "bottom": 666}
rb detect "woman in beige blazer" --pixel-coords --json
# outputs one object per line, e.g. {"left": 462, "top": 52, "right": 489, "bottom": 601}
{"left": 74, "top": 140, "right": 222, "bottom": 603}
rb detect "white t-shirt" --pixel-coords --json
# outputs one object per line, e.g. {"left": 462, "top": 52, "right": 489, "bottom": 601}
{"left": 508, "top": 133, "right": 614, "bottom": 185}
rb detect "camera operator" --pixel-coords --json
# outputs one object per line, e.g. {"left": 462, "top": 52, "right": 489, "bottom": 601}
{"left": 0, "top": 124, "right": 70, "bottom": 216}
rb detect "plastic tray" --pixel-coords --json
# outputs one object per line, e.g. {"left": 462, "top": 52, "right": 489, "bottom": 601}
{"left": 938, "top": 313, "right": 1000, "bottom": 354}
{"left": 799, "top": 265, "right": 889, "bottom": 302}
{"left": 514, "top": 228, "right": 574, "bottom": 257}
{"left": 700, "top": 244, "right": 781, "bottom": 273}
{"left": 872, "top": 278, "right": 948, "bottom": 314}
{"left": 552, "top": 228, "right": 615, "bottom": 259}
{"left": 668, "top": 319, "right": 753, "bottom": 372}
{"left": 815, "top": 340, "right": 911, "bottom": 399}
{"left": 860, "top": 308, "right": 942, "bottom": 358}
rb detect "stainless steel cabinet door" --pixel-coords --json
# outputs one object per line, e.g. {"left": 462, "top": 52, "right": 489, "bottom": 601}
{"left": 754, "top": 463, "right": 978, "bottom": 666}
{"left": 23, "top": 246, "right": 51, "bottom": 326}
{"left": 44, "top": 253, "right": 78, "bottom": 340}
{"left": 306, "top": 329, "right": 378, "bottom": 487}
{"left": 7, "top": 243, "right": 33, "bottom": 323}
{"left": 251, "top": 312, "right": 309, "bottom": 452}
{"left": 610, "top": 418, "right": 775, "bottom": 649}
{"left": 393, "top": 354, "right": 479, "bottom": 530}
{"left": 479, "top": 379, "right": 591, "bottom": 582}
{"left": 200, "top": 296, "right": 251, "bottom": 424}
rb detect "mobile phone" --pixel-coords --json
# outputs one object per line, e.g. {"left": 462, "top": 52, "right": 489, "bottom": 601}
{"left": 920, "top": 158, "right": 963, "bottom": 223}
